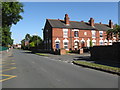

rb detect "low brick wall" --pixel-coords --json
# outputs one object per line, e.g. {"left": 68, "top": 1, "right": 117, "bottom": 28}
{"left": 60, "top": 49, "right": 66, "bottom": 55}
{"left": 90, "top": 42, "right": 120, "bottom": 63}
{"left": 78, "top": 49, "right": 83, "bottom": 54}
{"left": 54, "top": 49, "right": 67, "bottom": 55}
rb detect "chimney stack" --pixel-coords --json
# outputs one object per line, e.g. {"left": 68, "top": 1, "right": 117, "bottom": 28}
{"left": 89, "top": 18, "right": 94, "bottom": 27}
{"left": 64, "top": 14, "right": 70, "bottom": 25}
{"left": 109, "top": 20, "right": 113, "bottom": 29}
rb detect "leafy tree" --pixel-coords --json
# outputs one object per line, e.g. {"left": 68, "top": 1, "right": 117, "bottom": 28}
{"left": 1, "top": 27, "right": 13, "bottom": 46}
{"left": 90, "top": 39, "right": 92, "bottom": 47}
{"left": 21, "top": 39, "right": 25, "bottom": 49}
{"left": 25, "top": 33, "right": 31, "bottom": 41}
{"left": 21, "top": 34, "right": 43, "bottom": 49}
{"left": 107, "top": 24, "right": 120, "bottom": 42}
{"left": 29, "top": 42, "right": 35, "bottom": 48}
{"left": 30, "top": 35, "right": 42, "bottom": 48}
{"left": 1, "top": 1, "right": 24, "bottom": 47}
{"left": 2, "top": 2, "right": 24, "bottom": 27}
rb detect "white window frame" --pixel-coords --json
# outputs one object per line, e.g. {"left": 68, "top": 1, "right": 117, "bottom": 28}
{"left": 104, "top": 39, "right": 108, "bottom": 45}
{"left": 92, "top": 39, "right": 96, "bottom": 46}
{"left": 109, "top": 40, "right": 112, "bottom": 45}
{"left": 91, "top": 31, "right": 96, "bottom": 38}
{"left": 84, "top": 32, "right": 87, "bottom": 36}
{"left": 99, "top": 31, "right": 103, "bottom": 38}
{"left": 63, "top": 29, "right": 68, "bottom": 38}
{"left": 63, "top": 39, "right": 69, "bottom": 50}
{"left": 87, "top": 38, "right": 90, "bottom": 47}
{"left": 55, "top": 38, "right": 60, "bottom": 43}
{"left": 74, "top": 31, "right": 79, "bottom": 38}
{"left": 72, "top": 29, "right": 79, "bottom": 31}
{"left": 64, "top": 42, "right": 68, "bottom": 49}
{"left": 99, "top": 40, "right": 104, "bottom": 45}
{"left": 81, "top": 38, "right": 85, "bottom": 42}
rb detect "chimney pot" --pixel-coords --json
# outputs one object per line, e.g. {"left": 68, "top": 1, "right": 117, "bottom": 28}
{"left": 64, "top": 14, "right": 70, "bottom": 25}
{"left": 89, "top": 18, "right": 94, "bottom": 27}
{"left": 109, "top": 20, "right": 113, "bottom": 29}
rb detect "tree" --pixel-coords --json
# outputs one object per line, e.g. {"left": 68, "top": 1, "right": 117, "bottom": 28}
{"left": 90, "top": 39, "right": 92, "bottom": 47}
{"left": 21, "top": 39, "right": 25, "bottom": 49}
{"left": 30, "top": 35, "right": 42, "bottom": 48}
{"left": 107, "top": 24, "right": 120, "bottom": 42}
{"left": 24, "top": 34, "right": 31, "bottom": 49}
{"left": 1, "top": 26, "right": 13, "bottom": 46}
{"left": 29, "top": 42, "right": 35, "bottom": 48}
{"left": 1, "top": 1, "right": 24, "bottom": 47}
{"left": 21, "top": 34, "right": 43, "bottom": 49}
{"left": 25, "top": 34, "right": 31, "bottom": 41}
{"left": 2, "top": 2, "right": 24, "bottom": 27}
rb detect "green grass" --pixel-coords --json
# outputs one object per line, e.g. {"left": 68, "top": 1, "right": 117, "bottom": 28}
{"left": 35, "top": 53, "right": 49, "bottom": 56}
{"left": 74, "top": 61, "right": 120, "bottom": 73}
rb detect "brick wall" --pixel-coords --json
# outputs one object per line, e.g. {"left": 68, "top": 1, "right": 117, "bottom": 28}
{"left": 90, "top": 42, "right": 120, "bottom": 63}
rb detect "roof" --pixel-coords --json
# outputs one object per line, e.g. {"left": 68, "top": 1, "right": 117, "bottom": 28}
{"left": 94, "top": 24, "right": 111, "bottom": 31}
{"left": 47, "top": 19, "right": 111, "bottom": 31}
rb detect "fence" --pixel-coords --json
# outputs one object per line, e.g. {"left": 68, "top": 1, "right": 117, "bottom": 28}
{"left": 0, "top": 46, "right": 9, "bottom": 51}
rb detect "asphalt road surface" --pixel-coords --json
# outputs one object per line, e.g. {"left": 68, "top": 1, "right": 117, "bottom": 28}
{"left": 2, "top": 49, "right": 118, "bottom": 88}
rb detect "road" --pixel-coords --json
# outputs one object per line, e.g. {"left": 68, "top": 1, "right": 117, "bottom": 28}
{"left": 2, "top": 49, "right": 118, "bottom": 88}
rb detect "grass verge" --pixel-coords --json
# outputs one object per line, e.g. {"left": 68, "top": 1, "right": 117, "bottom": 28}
{"left": 35, "top": 53, "right": 49, "bottom": 56}
{"left": 73, "top": 60, "right": 120, "bottom": 75}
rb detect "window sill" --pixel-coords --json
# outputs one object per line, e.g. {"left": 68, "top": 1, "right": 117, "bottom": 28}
{"left": 74, "top": 37, "right": 79, "bottom": 38}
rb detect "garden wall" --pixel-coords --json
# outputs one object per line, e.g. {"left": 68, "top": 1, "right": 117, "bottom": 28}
{"left": 90, "top": 42, "right": 120, "bottom": 63}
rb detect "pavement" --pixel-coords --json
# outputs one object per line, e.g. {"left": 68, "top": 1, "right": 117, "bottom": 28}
{"left": 2, "top": 49, "right": 119, "bottom": 88}
{"left": 36, "top": 52, "right": 90, "bottom": 63}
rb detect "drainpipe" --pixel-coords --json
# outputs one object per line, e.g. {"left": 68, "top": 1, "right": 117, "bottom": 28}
{"left": 70, "top": 29, "right": 72, "bottom": 50}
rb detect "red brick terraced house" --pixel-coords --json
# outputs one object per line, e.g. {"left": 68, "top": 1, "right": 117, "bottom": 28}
{"left": 43, "top": 14, "right": 116, "bottom": 51}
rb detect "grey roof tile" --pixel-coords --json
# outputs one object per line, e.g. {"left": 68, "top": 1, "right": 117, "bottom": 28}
{"left": 47, "top": 19, "right": 111, "bottom": 31}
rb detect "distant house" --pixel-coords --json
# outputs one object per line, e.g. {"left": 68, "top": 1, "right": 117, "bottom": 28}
{"left": 13, "top": 44, "right": 21, "bottom": 49}
{"left": 43, "top": 14, "right": 116, "bottom": 51}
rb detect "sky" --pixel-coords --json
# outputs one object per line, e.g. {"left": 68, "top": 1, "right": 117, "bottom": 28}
{"left": 11, "top": 2, "right": 118, "bottom": 44}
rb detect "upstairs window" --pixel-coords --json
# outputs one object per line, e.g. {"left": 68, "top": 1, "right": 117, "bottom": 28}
{"left": 74, "top": 31, "right": 79, "bottom": 37}
{"left": 63, "top": 29, "right": 68, "bottom": 38}
{"left": 92, "top": 31, "right": 96, "bottom": 38}
{"left": 84, "top": 32, "right": 87, "bottom": 35}
{"left": 99, "top": 31, "right": 103, "bottom": 38}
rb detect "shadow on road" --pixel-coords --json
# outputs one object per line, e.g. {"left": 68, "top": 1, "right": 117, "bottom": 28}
{"left": 74, "top": 56, "right": 91, "bottom": 61}
{"left": 21, "top": 51, "right": 35, "bottom": 54}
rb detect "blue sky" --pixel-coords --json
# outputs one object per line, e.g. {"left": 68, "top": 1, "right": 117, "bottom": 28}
{"left": 11, "top": 2, "right": 118, "bottom": 44}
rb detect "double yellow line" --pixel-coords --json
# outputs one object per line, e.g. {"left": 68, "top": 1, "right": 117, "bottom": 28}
{"left": 0, "top": 63, "right": 16, "bottom": 67}
{"left": 0, "top": 59, "right": 17, "bottom": 82}
{"left": 0, "top": 67, "right": 16, "bottom": 72}
{"left": 0, "top": 74, "right": 17, "bottom": 82}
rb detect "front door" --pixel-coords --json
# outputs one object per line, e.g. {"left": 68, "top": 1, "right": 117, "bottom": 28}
{"left": 81, "top": 41, "right": 85, "bottom": 48}
{"left": 56, "top": 42, "right": 60, "bottom": 49}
